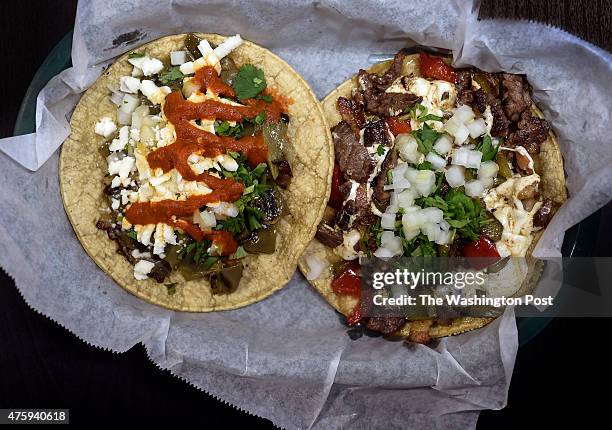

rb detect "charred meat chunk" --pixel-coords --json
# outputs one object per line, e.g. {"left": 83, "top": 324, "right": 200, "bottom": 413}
{"left": 455, "top": 69, "right": 473, "bottom": 106}
{"left": 502, "top": 73, "right": 532, "bottom": 121}
{"left": 366, "top": 316, "right": 406, "bottom": 336}
{"left": 372, "top": 148, "right": 398, "bottom": 211}
{"left": 534, "top": 199, "right": 554, "bottom": 228}
{"left": 315, "top": 223, "right": 344, "bottom": 248}
{"left": 335, "top": 182, "right": 371, "bottom": 230}
{"left": 149, "top": 260, "right": 172, "bottom": 283}
{"left": 490, "top": 104, "right": 510, "bottom": 138}
{"left": 472, "top": 88, "right": 509, "bottom": 138}
{"left": 508, "top": 110, "right": 550, "bottom": 154}
{"left": 337, "top": 97, "right": 365, "bottom": 137}
{"left": 364, "top": 92, "right": 421, "bottom": 117}
{"left": 332, "top": 121, "right": 374, "bottom": 182}
{"left": 273, "top": 159, "right": 292, "bottom": 189}
{"left": 363, "top": 120, "right": 391, "bottom": 148}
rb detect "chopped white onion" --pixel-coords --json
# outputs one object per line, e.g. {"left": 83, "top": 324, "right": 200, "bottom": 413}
{"left": 131, "top": 105, "right": 149, "bottom": 130}
{"left": 452, "top": 147, "right": 483, "bottom": 169}
{"left": 213, "top": 34, "right": 244, "bottom": 60}
{"left": 119, "top": 93, "right": 140, "bottom": 114}
{"left": 410, "top": 169, "right": 436, "bottom": 197}
{"left": 478, "top": 160, "right": 499, "bottom": 179}
{"left": 454, "top": 105, "right": 475, "bottom": 123}
{"left": 433, "top": 134, "right": 453, "bottom": 155}
{"left": 394, "top": 134, "right": 422, "bottom": 163}
{"left": 445, "top": 165, "right": 465, "bottom": 188}
{"left": 465, "top": 179, "right": 486, "bottom": 197}
{"left": 305, "top": 254, "right": 327, "bottom": 280}
{"left": 170, "top": 51, "right": 188, "bottom": 65}
{"left": 117, "top": 109, "right": 132, "bottom": 125}
{"left": 444, "top": 116, "right": 470, "bottom": 145}
{"left": 425, "top": 152, "right": 447, "bottom": 171}
{"left": 467, "top": 118, "right": 487, "bottom": 138}
{"left": 381, "top": 213, "right": 396, "bottom": 230}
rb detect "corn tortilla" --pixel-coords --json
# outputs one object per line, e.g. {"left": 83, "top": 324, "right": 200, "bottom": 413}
{"left": 299, "top": 54, "right": 567, "bottom": 339}
{"left": 60, "top": 34, "right": 334, "bottom": 312}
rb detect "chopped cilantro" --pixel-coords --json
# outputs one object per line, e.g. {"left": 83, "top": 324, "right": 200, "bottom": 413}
{"left": 126, "top": 230, "right": 137, "bottom": 240}
{"left": 475, "top": 134, "right": 499, "bottom": 162}
{"left": 257, "top": 94, "right": 273, "bottom": 103}
{"left": 215, "top": 121, "right": 243, "bottom": 138}
{"left": 411, "top": 123, "right": 441, "bottom": 155}
{"left": 253, "top": 111, "right": 267, "bottom": 125}
{"left": 158, "top": 66, "right": 184, "bottom": 85}
{"left": 416, "top": 161, "right": 433, "bottom": 170}
{"left": 232, "top": 64, "right": 267, "bottom": 100}
{"left": 376, "top": 144, "right": 385, "bottom": 156}
{"left": 128, "top": 51, "right": 145, "bottom": 59}
{"left": 164, "top": 283, "right": 177, "bottom": 295}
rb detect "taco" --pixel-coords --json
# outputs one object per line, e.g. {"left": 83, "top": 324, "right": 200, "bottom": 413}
{"left": 299, "top": 50, "right": 567, "bottom": 343}
{"left": 60, "top": 33, "right": 333, "bottom": 311}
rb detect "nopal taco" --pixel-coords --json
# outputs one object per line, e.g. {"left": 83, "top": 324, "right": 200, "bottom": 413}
{"left": 60, "top": 33, "right": 333, "bottom": 311}
{"left": 299, "top": 49, "right": 567, "bottom": 343}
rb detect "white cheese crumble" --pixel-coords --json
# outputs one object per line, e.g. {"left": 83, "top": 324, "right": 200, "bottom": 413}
{"left": 95, "top": 117, "right": 117, "bottom": 137}
{"left": 134, "top": 260, "right": 155, "bottom": 280}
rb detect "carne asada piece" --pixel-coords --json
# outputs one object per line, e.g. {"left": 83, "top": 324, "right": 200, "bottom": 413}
{"left": 363, "top": 120, "right": 391, "bottom": 147}
{"left": 366, "top": 316, "right": 406, "bottom": 336}
{"left": 455, "top": 69, "right": 473, "bottom": 106}
{"left": 372, "top": 148, "right": 398, "bottom": 211}
{"left": 502, "top": 73, "right": 532, "bottom": 121}
{"left": 472, "top": 89, "right": 509, "bottom": 138}
{"left": 335, "top": 182, "right": 371, "bottom": 230}
{"left": 534, "top": 199, "right": 554, "bottom": 228}
{"left": 315, "top": 223, "right": 344, "bottom": 248}
{"left": 508, "top": 110, "right": 550, "bottom": 154}
{"left": 364, "top": 92, "right": 422, "bottom": 117}
{"left": 337, "top": 96, "right": 365, "bottom": 137}
{"left": 332, "top": 121, "right": 374, "bottom": 182}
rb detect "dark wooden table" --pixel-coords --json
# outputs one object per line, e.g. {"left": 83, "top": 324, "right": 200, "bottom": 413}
{"left": 1, "top": 1, "right": 610, "bottom": 427}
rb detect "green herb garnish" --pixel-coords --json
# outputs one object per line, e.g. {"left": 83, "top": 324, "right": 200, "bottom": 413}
{"left": 232, "top": 64, "right": 267, "bottom": 100}
{"left": 164, "top": 283, "right": 177, "bottom": 295}
{"left": 411, "top": 123, "right": 442, "bottom": 155}
{"left": 376, "top": 144, "right": 385, "bottom": 156}
{"left": 215, "top": 121, "right": 244, "bottom": 138}
{"left": 158, "top": 66, "right": 184, "bottom": 85}
{"left": 128, "top": 52, "right": 145, "bottom": 59}
{"left": 475, "top": 134, "right": 499, "bottom": 162}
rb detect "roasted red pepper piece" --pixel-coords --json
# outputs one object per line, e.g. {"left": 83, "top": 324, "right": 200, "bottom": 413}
{"left": 419, "top": 52, "right": 457, "bottom": 83}
{"left": 463, "top": 235, "right": 501, "bottom": 270}
{"left": 386, "top": 116, "right": 412, "bottom": 136}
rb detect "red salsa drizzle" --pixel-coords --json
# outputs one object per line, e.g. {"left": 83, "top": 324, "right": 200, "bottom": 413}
{"left": 124, "top": 66, "right": 284, "bottom": 254}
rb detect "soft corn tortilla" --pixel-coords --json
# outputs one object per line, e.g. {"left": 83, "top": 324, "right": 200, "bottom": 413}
{"left": 60, "top": 33, "right": 334, "bottom": 312}
{"left": 298, "top": 54, "right": 567, "bottom": 339}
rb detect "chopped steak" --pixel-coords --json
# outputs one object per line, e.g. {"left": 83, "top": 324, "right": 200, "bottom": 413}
{"left": 364, "top": 92, "right": 422, "bottom": 117}
{"left": 363, "top": 120, "right": 391, "bottom": 147}
{"left": 149, "top": 260, "right": 172, "bottom": 283}
{"left": 455, "top": 69, "right": 473, "bottom": 106}
{"left": 316, "top": 223, "right": 344, "bottom": 248}
{"left": 502, "top": 73, "right": 532, "bottom": 121}
{"left": 366, "top": 316, "right": 406, "bottom": 336}
{"left": 372, "top": 148, "right": 398, "bottom": 211}
{"left": 273, "top": 159, "right": 293, "bottom": 189}
{"left": 337, "top": 96, "right": 365, "bottom": 137}
{"left": 332, "top": 121, "right": 374, "bottom": 182}
{"left": 534, "top": 199, "right": 554, "bottom": 228}
{"left": 361, "top": 49, "right": 408, "bottom": 93}
{"left": 508, "top": 110, "right": 550, "bottom": 154}
{"left": 336, "top": 182, "right": 371, "bottom": 230}
{"left": 490, "top": 104, "right": 510, "bottom": 138}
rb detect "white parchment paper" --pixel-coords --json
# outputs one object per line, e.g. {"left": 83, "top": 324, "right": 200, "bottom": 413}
{"left": 0, "top": 1, "right": 610, "bottom": 428}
